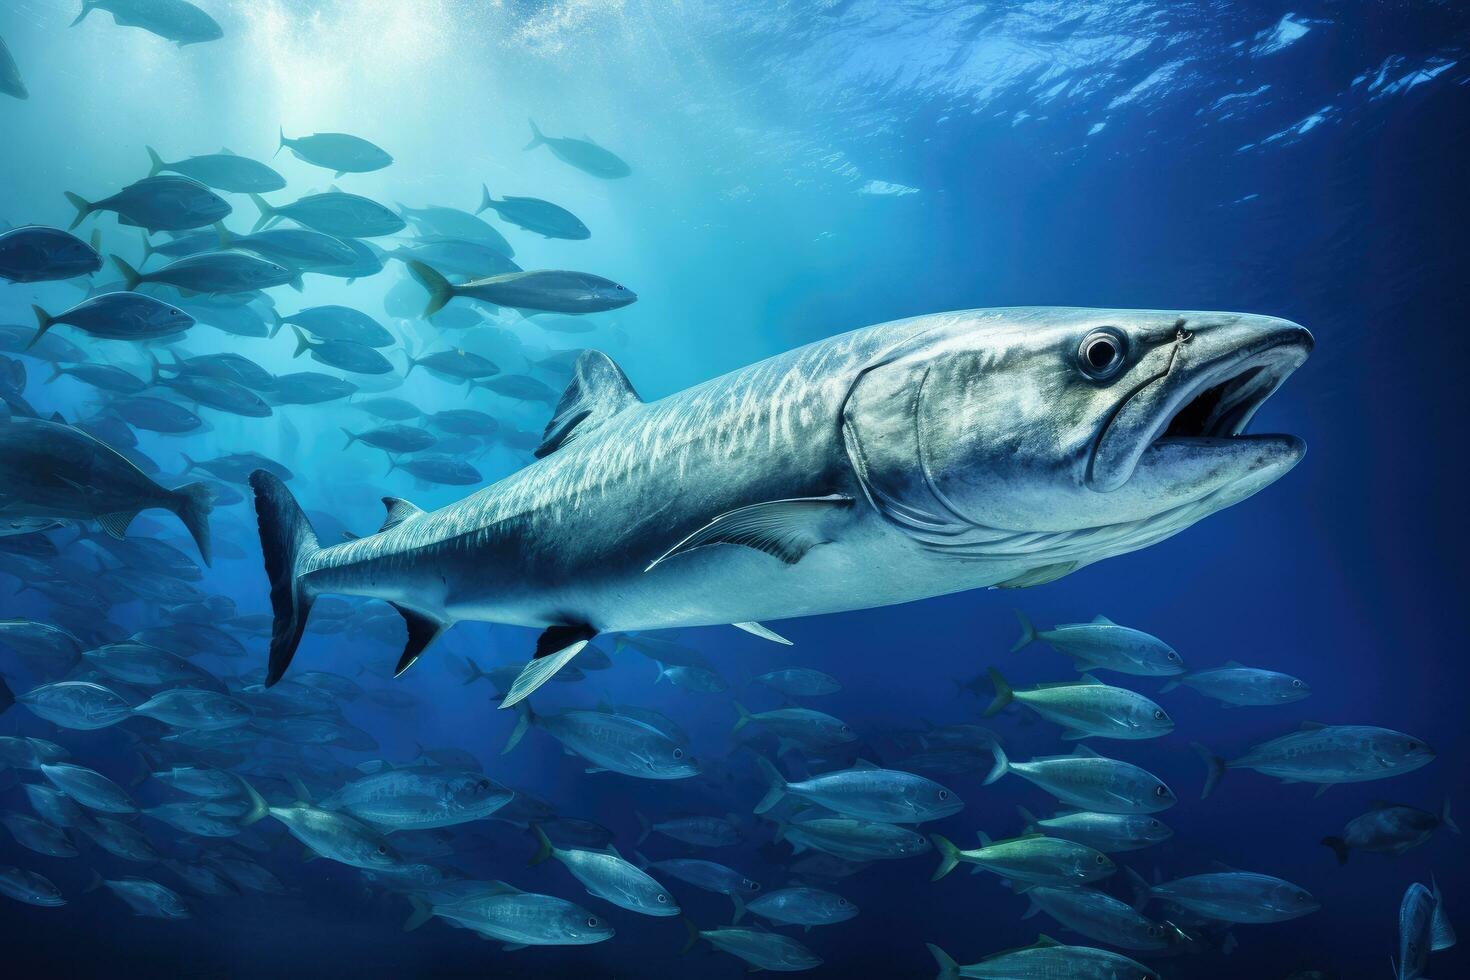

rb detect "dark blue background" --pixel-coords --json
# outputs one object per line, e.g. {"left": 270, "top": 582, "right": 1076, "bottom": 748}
{"left": 2, "top": 2, "right": 1466, "bottom": 977}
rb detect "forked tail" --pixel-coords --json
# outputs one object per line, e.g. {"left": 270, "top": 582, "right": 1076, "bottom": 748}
{"left": 170, "top": 482, "right": 215, "bottom": 567}
{"left": 406, "top": 261, "right": 454, "bottom": 317}
{"left": 249, "top": 470, "right": 321, "bottom": 686}
{"left": 523, "top": 119, "right": 546, "bottom": 151}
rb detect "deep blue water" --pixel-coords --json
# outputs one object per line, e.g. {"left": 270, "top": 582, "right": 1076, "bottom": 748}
{"left": 1, "top": 2, "right": 1467, "bottom": 977}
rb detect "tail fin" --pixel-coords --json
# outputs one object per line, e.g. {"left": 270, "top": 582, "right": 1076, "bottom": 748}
{"left": 290, "top": 325, "right": 313, "bottom": 359}
{"left": 752, "top": 756, "right": 788, "bottom": 815}
{"left": 1190, "top": 741, "right": 1225, "bottom": 799}
{"left": 732, "top": 701, "right": 753, "bottom": 734}
{"left": 64, "top": 191, "right": 93, "bottom": 231}
{"left": 476, "top": 184, "right": 494, "bottom": 215}
{"left": 1016, "top": 806, "right": 1039, "bottom": 833}
{"left": 139, "top": 232, "right": 157, "bottom": 266}
{"left": 215, "top": 221, "right": 235, "bottom": 251}
{"left": 249, "top": 194, "right": 277, "bottom": 233}
{"left": 984, "top": 742, "right": 1009, "bottom": 786}
{"left": 1443, "top": 798, "right": 1460, "bottom": 835}
{"left": 46, "top": 362, "right": 65, "bottom": 384}
{"left": 1124, "top": 866, "right": 1152, "bottom": 910}
{"left": 249, "top": 471, "right": 321, "bottom": 686}
{"left": 268, "top": 310, "right": 285, "bottom": 339}
{"left": 27, "top": 306, "right": 55, "bottom": 350}
{"left": 460, "top": 656, "right": 487, "bottom": 686}
{"left": 275, "top": 127, "right": 288, "bottom": 159}
{"left": 402, "top": 895, "right": 433, "bottom": 932}
{"left": 502, "top": 703, "right": 534, "bottom": 755}
{"left": 0, "top": 675, "right": 12, "bottom": 715}
{"left": 1009, "top": 609, "right": 1038, "bottom": 652}
{"left": 983, "top": 667, "right": 1013, "bottom": 718}
{"left": 341, "top": 427, "right": 359, "bottom": 449}
{"left": 930, "top": 834, "right": 963, "bottom": 881}
{"left": 1159, "top": 679, "right": 1181, "bottom": 694}
{"left": 635, "top": 811, "right": 652, "bottom": 846}
{"left": 1430, "top": 874, "right": 1455, "bottom": 951}
{"left": 1321, "top": 836, "right": 1349, "bottom": 865}
{"left": 406, "top": 260, "right": 454, "bottom": 317}
{"left": 145, "top": 146, "right": 165, "bottom": 177}
{"left": 528, "top": 824, "right": 555, "bottom": 867}
{"left": 523, "top": 119, "right": 546, "bottom": 151}
{"left": 111, "top": 255, "right": 143, "bottom": 291}
{"left": 926, "top": 944, "right": 960, "bottom": 980}
{"left": 239, "top": 777, "right": 269, "bottom": 826}
{"left": 679, "top": 916, "right": 700, "bottom": 954}
{"left": 169, "top": 482, "right": 214, "bottom": 566}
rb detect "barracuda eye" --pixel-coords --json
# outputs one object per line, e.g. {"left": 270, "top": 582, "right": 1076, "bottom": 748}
{"left": 1077, "top": 328, "right": 1127, "bottom": 380}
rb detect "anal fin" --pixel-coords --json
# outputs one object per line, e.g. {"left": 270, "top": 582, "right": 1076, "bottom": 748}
{"left": 500, "top": 625, "right": 596, "bottom": 709}
{"left": 390, "top": 604, "right": 449, "bottom": 676}
{"left": 645, "top": 495, "right": 853, "bottom": 572}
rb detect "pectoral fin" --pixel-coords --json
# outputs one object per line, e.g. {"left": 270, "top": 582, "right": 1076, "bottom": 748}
{"left": 499, "top": 625, "right": 597, "bottom": 709}
{"left": 645, "top": 495, "right": 854, "bottom": 572}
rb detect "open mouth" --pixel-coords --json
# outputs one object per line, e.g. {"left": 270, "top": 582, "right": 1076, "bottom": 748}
{"left": 1156, "top": 352, "right": 1300, "bottom": 445}
{"left": 1090, "top": 323, "right": 1312, "bottom": 491}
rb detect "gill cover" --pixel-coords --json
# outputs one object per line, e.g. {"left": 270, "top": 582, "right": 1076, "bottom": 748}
{"left": 840, "top": 336, "right": 978, "bottom": 544}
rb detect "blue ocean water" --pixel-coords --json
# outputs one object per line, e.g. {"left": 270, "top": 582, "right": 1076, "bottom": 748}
{"left": 1, "top": 1, "right": 1466, "bottom": 977}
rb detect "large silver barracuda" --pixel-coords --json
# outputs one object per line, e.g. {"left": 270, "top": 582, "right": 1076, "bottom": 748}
{"left": 249, "top": 307, "right": 1311, "bottom": 702}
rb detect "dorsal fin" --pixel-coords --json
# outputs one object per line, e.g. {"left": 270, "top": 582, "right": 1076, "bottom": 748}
{"left": 1223, "top": 660, "right": 1245, "bottom": 668}
{"left": 1091, "top": 614, "right": 1116, "bottom": 625}
{"left": 534, "top": 350, "right": 641, "bottom": 458}
{"left": 1298, "top": 721, "right": 1327, "bottom": 731}
{"left": 378, "top": 497, "right": 424, "bottom": 533}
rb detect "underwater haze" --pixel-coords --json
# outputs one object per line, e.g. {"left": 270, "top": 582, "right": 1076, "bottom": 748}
{"left": 1, "top": 1, "right": 1468, "bottom": 977}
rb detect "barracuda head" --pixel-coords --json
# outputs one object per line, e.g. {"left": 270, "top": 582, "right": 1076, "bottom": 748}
{"left": 841, "top": 307, "right": 1312, "bottom": 570}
